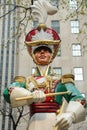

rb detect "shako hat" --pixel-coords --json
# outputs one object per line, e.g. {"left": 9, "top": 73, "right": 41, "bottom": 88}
{"left": 25, "top": 0, "right": 61, "bottom": 63}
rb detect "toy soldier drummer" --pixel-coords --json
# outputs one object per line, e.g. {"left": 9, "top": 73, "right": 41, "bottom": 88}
{"left": 3, "top": 0, "right": 86, "bottom": 130}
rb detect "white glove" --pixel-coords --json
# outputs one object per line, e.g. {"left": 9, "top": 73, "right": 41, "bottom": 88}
{"left": 32, "top": 90, "right": 46, "bottom": 103}
{"left": 55, "top": 113, "right": 75, "bottom": 130}
{"left": 66, "top": 101, "right": 86, "bottom": 123}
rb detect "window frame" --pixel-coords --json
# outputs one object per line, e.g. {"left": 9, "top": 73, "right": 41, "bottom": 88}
{"left": 70, "top": 20, "right": 80, "bottom": 33}
{"left": 69, "top": 0, "right": 78, "bottom": 10}
{"left": 31, "top": 67, "right": 36, "bottom": 74}
{"left": 72, "top": 43, "right": 82, "bottom": 56}
{"left": 73, "top": 67, "right": 84, "bottom": 81}
{"left": 53, "top": 67, "right": 62, "bottom": 77}
{"left": 32, "top": 20, "right": 39, "bottom": 28}
{"left": 51, "top": 20, "right": 60, "bottom": 34}
{"left": 56, "top": 45, "right": 61, "bottom": 56}
{"left": 50, "top": 0, "right": 59, "bottom": 8}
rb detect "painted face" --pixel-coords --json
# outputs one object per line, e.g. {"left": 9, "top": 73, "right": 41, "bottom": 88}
{"left": 34, "top": 46, "right": 52, "bottom": 65}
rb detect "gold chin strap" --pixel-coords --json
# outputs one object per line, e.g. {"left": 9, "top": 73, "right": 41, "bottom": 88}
{"left": 36, "top": 65, "right": 50, "bottom": 76}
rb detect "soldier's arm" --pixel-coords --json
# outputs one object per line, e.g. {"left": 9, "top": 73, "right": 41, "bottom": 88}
{"left": 55, "top": 74, "right": 86, "bottom": 123}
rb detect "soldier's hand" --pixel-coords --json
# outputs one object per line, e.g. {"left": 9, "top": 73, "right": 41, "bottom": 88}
{"left": 55, "top": 113, "right": 75, "bottom": 130}
{"left": 32, "top": 90, "right": 46, "bottom": 103}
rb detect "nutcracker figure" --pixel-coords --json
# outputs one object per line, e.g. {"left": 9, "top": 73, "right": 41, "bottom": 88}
{"left": 3, "top": 0, "right": 86, "bottom": 130}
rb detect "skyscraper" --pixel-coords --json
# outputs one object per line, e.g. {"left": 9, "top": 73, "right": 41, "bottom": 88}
{"left": 0, "top": 0, "right": 17, "bottom": 129}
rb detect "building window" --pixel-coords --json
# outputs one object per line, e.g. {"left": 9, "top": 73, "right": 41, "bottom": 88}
{"left": 51, "top": 20, "right": 60, "bottom": 34}
{"left": 82, "top": 93, "right": 86, "bottom": 98}
{"left": 32, "top": 0, "right": 37, "bottom": 4}
{"left": 69, "top": 0, "right": 77, "bottom": 10}
{"left": 57, "top": 46, "right": 61, "bottom": 56}
{"left": 53, "top": 67, "right": 62, "bottom": 77}
{"left": 32, "top": 67, "right": 36, "bottom": 74}
{"left": 32, "top": 20, "right": 39, "bottom": 28}
{"left": 50, "top": 0, "right": 59, "bottom": 8}
{"left": 74, "top": 67, "right": 83, "bottom": 80}
{"left": 72, "top": 43, "right": 82, "bottom": 56}
{"left": 70, "top": 20, "right": 80, "bottom": 33}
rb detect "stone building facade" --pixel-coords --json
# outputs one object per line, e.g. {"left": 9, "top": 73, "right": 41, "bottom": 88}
{"left": 0, "top": 0, "right": 87, "bottom": 130}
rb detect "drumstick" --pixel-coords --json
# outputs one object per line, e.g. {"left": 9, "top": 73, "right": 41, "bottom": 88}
{"left": 16, "top": 91, "right": 70, "bottom": 101}
{"left": 54, "top": 100, "right": 66, "bottom": 130}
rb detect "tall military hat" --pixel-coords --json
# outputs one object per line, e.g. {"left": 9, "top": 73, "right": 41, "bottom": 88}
{"left": 25, "top": 0, "right": 61, "bottom": 63}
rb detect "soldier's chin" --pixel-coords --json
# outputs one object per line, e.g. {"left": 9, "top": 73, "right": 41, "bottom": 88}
{"left": 37, "top": 61, "right": 50, "bottom": 65}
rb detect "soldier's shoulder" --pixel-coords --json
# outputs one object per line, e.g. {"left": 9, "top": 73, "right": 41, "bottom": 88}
{"left": 14, "top": 76, "right": 26, "bottom": 83}
{"left": 61, "top": 74, "right": 74, "bottom": 84}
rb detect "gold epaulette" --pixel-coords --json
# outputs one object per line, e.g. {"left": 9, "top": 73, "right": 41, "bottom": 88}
{"left": 61, "top": 74, "right": 74, "bottom": 84}
{"left": 14, "top": 76, "right": 26, "bottom": 83}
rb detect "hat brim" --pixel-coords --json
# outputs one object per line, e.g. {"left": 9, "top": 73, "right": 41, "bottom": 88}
{"left": 25, "top": 39, "right": 61, "bottom": 63}
{"left": 25, "top": 40, "right": 61, "bottom": 46}
{"left": 33, "top": 45, "right": 53, "bottom": 54}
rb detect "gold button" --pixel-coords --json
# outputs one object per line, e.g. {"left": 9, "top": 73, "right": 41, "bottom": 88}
{"left": 50, "top": 100, "right": 53, "bottom": 102}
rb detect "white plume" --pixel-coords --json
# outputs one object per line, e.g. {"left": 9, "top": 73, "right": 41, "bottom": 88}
{"left": 30, "top": 0, "right": 58, "bottom": 23}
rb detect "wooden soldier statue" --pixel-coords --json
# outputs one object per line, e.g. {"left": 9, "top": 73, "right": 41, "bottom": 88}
{"left": 3, "top": 0, "right": 86, "bottom": 130}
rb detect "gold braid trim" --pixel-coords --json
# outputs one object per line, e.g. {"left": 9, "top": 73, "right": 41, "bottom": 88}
{"left": 26, "top": 76, "right": 38, "bottom": 89}
{"left": 61, "top": 74, "right": 75, "bottom": 84}
{"left": 26, "top": 75, "right": 53, "bottom": 92}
